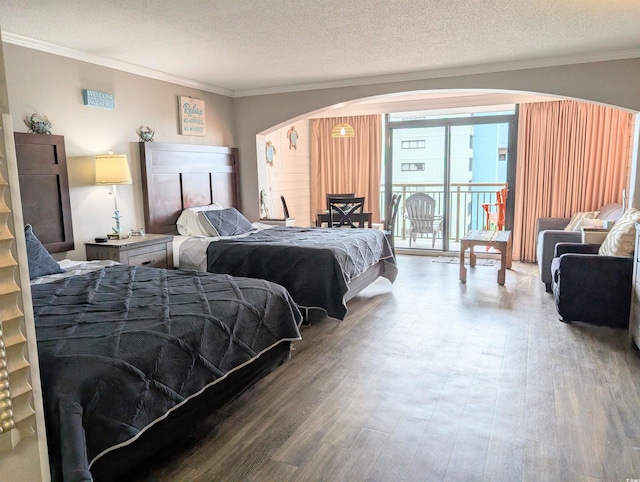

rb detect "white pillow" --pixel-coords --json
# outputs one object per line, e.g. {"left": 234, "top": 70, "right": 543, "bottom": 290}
{"left": 579, "top": 218, "right": 606, "bottom": 229}
{"left": 176, "top": 203, "right": 224, "bottom": 235}
{"left": 564, "top": 211, "right": 600, "bottom": 231}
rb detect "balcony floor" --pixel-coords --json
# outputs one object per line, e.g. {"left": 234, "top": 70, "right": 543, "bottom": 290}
{"left": 393, "top": 235, "right": 502, "bottom": 257}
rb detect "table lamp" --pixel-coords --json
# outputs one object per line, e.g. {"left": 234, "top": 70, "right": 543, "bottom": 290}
{"left": 95, "top": 153, "right": 132, "bottom": 239}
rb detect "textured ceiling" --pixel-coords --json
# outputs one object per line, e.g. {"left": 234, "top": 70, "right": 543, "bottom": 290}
{"left": 1, "top": 0, "right": 639, "bottom": 96}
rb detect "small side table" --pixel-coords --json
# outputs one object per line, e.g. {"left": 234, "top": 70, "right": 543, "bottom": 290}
{"left": 581, "top": 227, "right": 610, "bottom": 245}
{"left": 260, "top": 218, "right": 295, "bottom": 226}
{"left": 460, "top": 230, "right": 513, "bottom": 285}
{"left": 85, "top": 234, "right": 174, "bottom": 268}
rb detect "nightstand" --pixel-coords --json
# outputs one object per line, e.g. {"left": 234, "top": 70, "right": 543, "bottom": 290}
{"left": 260, "top": 218, "right": 295, "bottom": 226}
{"left": 85, "top": 234, "right": 174, "bottom": 268}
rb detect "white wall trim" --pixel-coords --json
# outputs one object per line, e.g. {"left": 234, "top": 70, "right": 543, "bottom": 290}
{"left": 1, "top": 32, "right": 234, "bottom": 97}
{"left": 3, "top": 31, "right": 639, "bottom": 99}
{"left": 235, "top": 50, "right": 640, "bottom": 97}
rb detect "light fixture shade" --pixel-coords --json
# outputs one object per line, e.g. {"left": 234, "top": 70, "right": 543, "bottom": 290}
{"left": 95, "top": 154, "right": 132, "bottom": 185}
{"left": 331, "top": 122, "right": 355, "bottom": 138}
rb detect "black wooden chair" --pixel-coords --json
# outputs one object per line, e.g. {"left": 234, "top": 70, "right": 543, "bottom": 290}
{"left": 326, "top": 193, "right": 355, "bottom": 210}
{"left": 328, "top": 196, "right": 365, "bottom": 228}
{"left": 382, "top": 193, "right": 402, "bottom": 253}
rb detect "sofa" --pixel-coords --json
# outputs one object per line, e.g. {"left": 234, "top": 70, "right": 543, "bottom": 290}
{"left": 551, "top": 242, "right": 632, "bottom": 328}
{"left": 537, "top": 202, "right": 623, "bottom": 292}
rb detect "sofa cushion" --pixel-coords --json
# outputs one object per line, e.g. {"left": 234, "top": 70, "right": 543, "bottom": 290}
{"left": 599, "top": 208, "right": 640, "bottom": 257}
{"left": 597, "top": 202, "right": 624, "bottom": 221}
{"left": 564, "top": 211, "right": 600, "bottom": 231}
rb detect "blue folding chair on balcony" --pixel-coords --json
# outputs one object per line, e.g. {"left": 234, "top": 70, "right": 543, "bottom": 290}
{"left": 404, "top": 192, "right": 440, "bottom": 247}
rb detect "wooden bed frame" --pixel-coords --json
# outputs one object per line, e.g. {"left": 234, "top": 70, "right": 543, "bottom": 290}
{"left": 139, "top": 141, "right": 391, "bottom": 315}
{"left": 14, "top": 132, "right": 74, "bottom": 253}
{"left": 139, "top": 141, "right": 239, "bottom": 235}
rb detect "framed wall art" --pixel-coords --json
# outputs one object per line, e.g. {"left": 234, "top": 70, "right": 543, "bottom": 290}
{"left": 178, "top": 96, "right": 205, "bottom": 136}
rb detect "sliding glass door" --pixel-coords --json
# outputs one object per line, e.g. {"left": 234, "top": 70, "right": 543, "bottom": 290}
{"left": 384, "top": 110, "right": 517, "bottom": 252}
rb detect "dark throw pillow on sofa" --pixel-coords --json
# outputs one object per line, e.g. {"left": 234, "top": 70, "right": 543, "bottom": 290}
{"left": 199, "top": 208, "right": 254, "bottom": 237}
{"left": 25, "top": 224, "right": 64, "bottom": 279}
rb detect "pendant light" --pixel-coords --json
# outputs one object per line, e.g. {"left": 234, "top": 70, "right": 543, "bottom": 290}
{"left": 331, "top": 122, "right": 355, "bottom": 138}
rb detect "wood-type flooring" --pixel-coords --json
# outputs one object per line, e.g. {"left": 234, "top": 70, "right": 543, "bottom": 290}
{"left": 135, "top": 254, "right": 640, "bottom": 481}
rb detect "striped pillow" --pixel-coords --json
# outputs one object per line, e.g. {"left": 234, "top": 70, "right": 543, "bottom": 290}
{"left": 598, "top": 208, "right": 640, "bottom": 257}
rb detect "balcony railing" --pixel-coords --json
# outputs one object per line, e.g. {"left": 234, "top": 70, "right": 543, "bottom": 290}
{"left": 383, "top": 182, "right": 508, "bottom": 248}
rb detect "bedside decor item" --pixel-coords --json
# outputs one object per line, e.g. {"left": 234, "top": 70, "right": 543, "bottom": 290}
{"left": 178, "top": 96, "right": 205, "bottom": 136}
{"left": 136, "top": 125, "right": 155, "bottom": 142}
{"left": 331, "top": 122, "right": 355, "bottom": 138}
{"left": 95, "top": 153, "right": 133, "bottom": 239}
{"left": 23, "top": 113, "right": 53, "bottom": 134}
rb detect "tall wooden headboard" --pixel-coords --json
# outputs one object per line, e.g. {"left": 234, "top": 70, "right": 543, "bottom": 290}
{"left": 139, "top": 142, "right": 240, "bottom": 234}
{"left": 14, "top": 132, "right": 74, "bottom": 253}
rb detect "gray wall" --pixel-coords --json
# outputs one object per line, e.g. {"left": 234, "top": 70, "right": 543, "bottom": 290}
{"left": 235, "top": 59, "right": 640, "bottom": 220}
{"left": 4, "top": 43, "right": 236, "bottom": 260}
{"left": 4, "top": 42, "right": 640, "bottom": 247}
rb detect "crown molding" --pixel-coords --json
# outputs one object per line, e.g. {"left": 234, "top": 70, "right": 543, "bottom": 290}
{"left": 1, "top": 32, "right": 234, "bottom": 97}
{"left": 234, "top": 49, "right": 640, "bottom": 98}
{"left": 3, "top": 31, "right": 638, "bottom": 99}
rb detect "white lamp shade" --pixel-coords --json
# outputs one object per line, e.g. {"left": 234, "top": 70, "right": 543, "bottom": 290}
{"left": 95, "top": 154, "right": 132, "bottom": 185}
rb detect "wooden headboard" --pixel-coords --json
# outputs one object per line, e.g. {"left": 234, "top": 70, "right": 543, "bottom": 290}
{"left": 139, "top": 142, "right": 240, "bottom": 234}
{"left": 14, "top": 132, "right": 75, "bottom": 253}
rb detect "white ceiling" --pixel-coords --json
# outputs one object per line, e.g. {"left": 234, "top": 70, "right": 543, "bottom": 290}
{"left": 1, "top": 0, "right": 639, "bottom": 98}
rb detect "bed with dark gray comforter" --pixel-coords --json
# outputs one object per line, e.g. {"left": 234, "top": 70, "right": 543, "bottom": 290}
{"left": 33, "top": 264, "right": 301, "bottom": 482}
{"left": 206, "top": 227, "right": 398, "bottom": 320}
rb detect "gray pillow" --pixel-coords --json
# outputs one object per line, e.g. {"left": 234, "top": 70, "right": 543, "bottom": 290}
{"left": 199, "top": 208, "right": 254, "bottom": 236}
{"left": 25, "top": 224, "right": 64, "bottom": 279}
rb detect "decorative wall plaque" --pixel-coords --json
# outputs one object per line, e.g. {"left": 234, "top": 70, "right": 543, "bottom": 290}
{"left": 82, "top": 90, "right": 115, "bottom": 109}
{"left": 178, "top": 96, "right": 205, "bottom": 136}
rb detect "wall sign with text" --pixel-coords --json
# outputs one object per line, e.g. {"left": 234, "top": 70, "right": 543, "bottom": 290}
{"left": 178, "top": 96, "right": 205, "bottom": 136}
{"left": 83, "top": 89, "right": 115, "bottom": 109}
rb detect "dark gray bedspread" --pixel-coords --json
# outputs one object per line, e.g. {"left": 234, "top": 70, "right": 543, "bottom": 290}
{"left": 33, "top": 265, "right": 301, "bottom": 481}
{"left": 206, "top": 227, "right": 398, "bottom": 319}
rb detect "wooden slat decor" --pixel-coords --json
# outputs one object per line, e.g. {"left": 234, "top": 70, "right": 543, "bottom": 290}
{"left": 0, "top": 130, "right": 36, "bottom": 451}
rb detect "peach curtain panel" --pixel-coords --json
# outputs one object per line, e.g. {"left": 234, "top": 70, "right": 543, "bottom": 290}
{"left": 513, "top": 100, "right": 633, "bottom": 262}
{"left": 310, "top": 115, "right": 382, "bottom": 223}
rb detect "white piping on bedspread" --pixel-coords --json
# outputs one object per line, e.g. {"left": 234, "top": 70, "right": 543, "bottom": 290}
{"left": 87, "top": 335, "right": 300, "bottom": 470}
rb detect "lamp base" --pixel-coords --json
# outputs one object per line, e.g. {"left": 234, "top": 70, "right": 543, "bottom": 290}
{"left": 107, "top": 232, "right": 130, "bottom": 240}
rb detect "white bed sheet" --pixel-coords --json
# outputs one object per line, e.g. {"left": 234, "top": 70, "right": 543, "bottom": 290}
{"left": 31, "top": 260, "right": 119, "bottom": 285}
{"left": 175, "top": 223, "right": 274, "bottom": 272}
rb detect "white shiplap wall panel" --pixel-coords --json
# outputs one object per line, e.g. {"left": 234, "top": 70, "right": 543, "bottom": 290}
{"left": 263, "top": 120, "right": 311, "bottom": 226}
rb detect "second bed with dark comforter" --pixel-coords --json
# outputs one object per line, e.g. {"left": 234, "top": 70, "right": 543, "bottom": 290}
{"left": 33, "top": 264, "right": 301, "bottom": 481}
{"left": 206, "top": 226, "right": 398, "bottom": 319}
